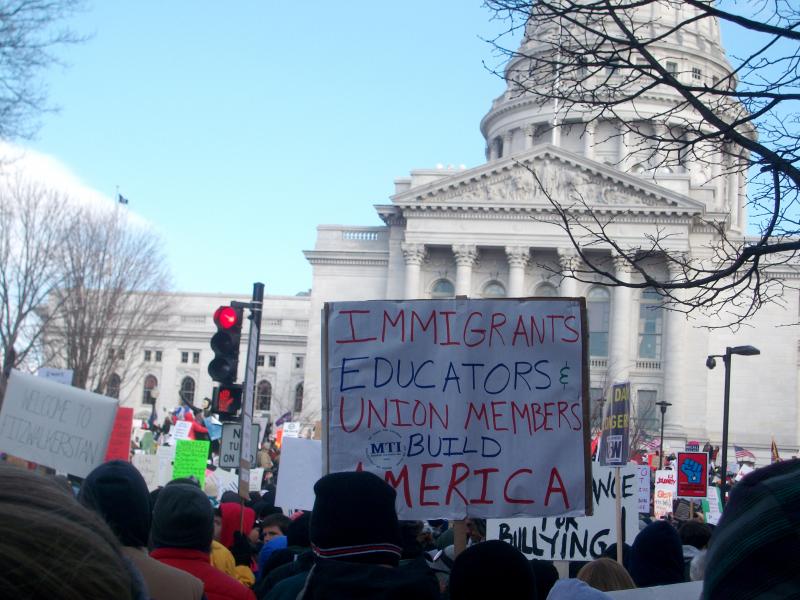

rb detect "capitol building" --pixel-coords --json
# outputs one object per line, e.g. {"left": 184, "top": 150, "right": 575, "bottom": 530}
{"left": 117, "top": 6, "right": 798, "bottom": 462}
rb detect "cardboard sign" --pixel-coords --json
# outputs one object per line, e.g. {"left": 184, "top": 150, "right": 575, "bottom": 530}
{"left": 324, "top": 299, "right": 591, "bottom": 520}
{"left": 131, "top": 453, "right": 159, "bottom": 490}
{"left": 283, "top": 422, "right": 301, "bottom": 438}
{"left": 676, "top": 452, "right": 708, "bottom": 498}
{"left": 172, "top": 439, "right": 209, "bottom": 486}
{"left": 275, "top": 437, "right": 322, "bottom": 511}
{"left": 172, "top": 420, "right": 192, "bottom": 441}
{"left": 36, "top": 367, "right": 74, "bottom": 386}
{"left": 0, "top": 370, "right": 119, "bottom": 477}
{"left": 219, "top": 423, "right": 260, "bottom": 469}
{"left": 600, "top": 382, "right": 630, "bottom": 466}
{"left": 156, "top": 444, "right": 176, "bottom": 488}
{"left": 487, "top": 465, "right": 638, "bottom": 561}
{"left": 654, "top": 469, "right": 677, "bottom": 519}
{"left": 104, "top": 407, "right": 135, "bottom": 461}
{"left": 636, "top": 464, "right": 651, "bottom": 514}
{"left": 248, "top": 467, "right": 264, "bottom": 491}
{"left": 703, "top": 485, "right": 723, "bottom": 525}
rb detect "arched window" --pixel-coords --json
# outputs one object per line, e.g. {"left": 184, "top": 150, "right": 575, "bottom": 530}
{"left": 431, "top": 279, "right": 455, "bottom": 299}
{"left": 482, "top": 280, "right": 506, "bottom": 298}
{"left": 294, "top": 382, "right": 304, "bottom": 413}
{"left": 180, "top": 376, "right": 195, "bottom": 406}
{"left": 587, "top": 287, "right": 610, "bottom": 357}
{"left": 638, "top": 289, "right": 664, "bottom": 360}
{"left": 257, "top": 380, "right": 272, "bottom": 411}
{"left": 142, "top": 374, "right": 158, "bottom": 405}
{"left": 535, "top": 282, "right": 558, "bottom": 297}
{"left": 106, "top": 373, "right": 121, "bottom": 399}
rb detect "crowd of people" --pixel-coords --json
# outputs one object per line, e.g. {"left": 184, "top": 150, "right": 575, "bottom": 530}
{"left": 0, "top": 456, "right": 798, "bottom": 599}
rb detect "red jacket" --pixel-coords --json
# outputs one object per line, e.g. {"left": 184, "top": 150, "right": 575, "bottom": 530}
{"left": 151, "top": 548, "right": 255, "bottom": 600}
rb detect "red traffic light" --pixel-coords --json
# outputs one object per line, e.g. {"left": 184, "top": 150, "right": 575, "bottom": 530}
{"left": 214, "top": 306, "right": 239, "bottom": 329}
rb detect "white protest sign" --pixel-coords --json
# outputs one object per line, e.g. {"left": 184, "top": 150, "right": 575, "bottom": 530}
{"left": 736, "top": 463, "right": 754, "bottom": 481}
{"left": 283, "top": 422, "right": 301, "bottom": 438}
{"left": 487, "top": 465, "right": 638, "bottom": 561}
{"left": 275, "top": 437, "right": 321, "bottom": 511}
{"left": 254, "top": 416, "right": 269, "bottom": 444}
{"left": 36, "top": 368, "right": 74, "bottom": 386}
{"left": 705, "top": 485, "right": 723, "bottom": 525}
{"left": 654, "top": 469, "right": 677, "bottom": 519}
{"left": 156, "top": 444, "right": 176, "bottom": 488}
{"left": 214, "top": 467, "right": 239, "bottom": 499}
{"left": 0, "top": 370, "right": 118, "bottom": 477}
{"left": 219, "top": 423, "right": 260, "bottom": 469}
{"left": 172, "top": 420, "right": 192, "bottom": 441}
{"left": 636, "top": 464, "right": 651, "bottom": 514}
{"left": 132, "top": 453, "right": 159, "bottom": 491}
{"left": 324, "top": 299, "right": 590, "bottom": 520}
{"left": 249, "top": 467, "right": 264, "bottom": 491}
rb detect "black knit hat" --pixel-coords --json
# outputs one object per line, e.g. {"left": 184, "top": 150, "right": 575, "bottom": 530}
{"left": 449, "top": 540, "right": 537, "bottom": 599}
{"left": 151, "top": 483, "right": 214, "bottom": 552}
{"left": 79, "top": 460, "right": 151, "bottom": 548}
{"left": 629, "top": 520, "right": 684, "bottom": 587}
{"left": 704, "top": 459, "right": 800, "bottom": 599}
{"left": 309, "top": 471, "right": 402, "bottom": 566}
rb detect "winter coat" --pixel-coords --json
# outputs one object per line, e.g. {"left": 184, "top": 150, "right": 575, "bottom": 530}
{"left": 211, "top": 540, "right": 256, "bottom": 588}
{"left": 122, "top": 547, "right": 204, "bottom": 600}
{"left": 151, "top": 547, "right": 255, "bottom": 600}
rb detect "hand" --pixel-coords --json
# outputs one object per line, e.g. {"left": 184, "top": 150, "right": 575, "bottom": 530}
{"left": 231, "top": 531, "right": 252, "bottom": 566}
{"left": 681, "top": 459, "right": 703, "bottom": 484}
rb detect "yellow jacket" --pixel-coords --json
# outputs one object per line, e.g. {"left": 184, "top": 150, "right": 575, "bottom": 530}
{"left": 210, "top": 540, "right": 255, "bottom": 588}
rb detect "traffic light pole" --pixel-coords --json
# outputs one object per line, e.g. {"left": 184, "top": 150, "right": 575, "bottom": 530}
{"left": 235, "top": 282, "right": 264, "bottom": 499}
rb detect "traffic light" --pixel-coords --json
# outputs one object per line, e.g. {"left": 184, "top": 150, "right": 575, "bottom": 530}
{"left": 208, "top": 305, "right": 243, "bottom": 383}
{"left": 212, "top": 383, "right": 242, "bottom": 417}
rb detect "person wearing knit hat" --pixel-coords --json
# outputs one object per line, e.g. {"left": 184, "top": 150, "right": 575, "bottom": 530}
{"left": 628, "top": 520, "right": 685, "bottom": 588}
{"left": 448, "top": 540, "right": 537, "bottom": 599}
{"left": 289, "top": 471, "right": 439, "bottom": 599}
{"left": 150, "top": 483, "right": 255, "bottom": 600}
{"left": 704, "top": 459, "right": 800, "bottom": 599}
{"left": 79, "top": 461, "right": 204, "bottom": 600}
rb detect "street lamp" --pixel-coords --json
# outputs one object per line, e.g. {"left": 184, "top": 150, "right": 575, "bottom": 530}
{"left": 655, "top": 400, "right": 671, "bottom": 469}
{"left": 706, "top": 345, "right": 760, "bottom": 506}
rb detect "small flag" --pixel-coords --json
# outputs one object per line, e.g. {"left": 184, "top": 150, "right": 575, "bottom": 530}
{"left": 734, "top": 445, "right": 756, "bottom": 462}
{"left": 771, "top": 439, "right": 782, "bottom": 463}
{"left": 642, "top": 436, "right": 661, "bottom": 452}
{"left": 117, "top": 193, "right": 129, "bottom": 205}
{"left": 275, "top": 411, "right": 292, "bottom": 427}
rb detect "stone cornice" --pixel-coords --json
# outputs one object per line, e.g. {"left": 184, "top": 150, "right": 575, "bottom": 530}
{"left": 303, "top": 250, "right": 389, "bottom": 267}
{"left": 399, "top": 206, "right": 695, "bottom": 225}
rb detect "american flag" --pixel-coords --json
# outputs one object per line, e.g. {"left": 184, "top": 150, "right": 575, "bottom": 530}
{"left": 734, "top": 445, "right": 756, "bottom": 462}
{"left": 642, "top": 436, "right": 661, "bottom": 452}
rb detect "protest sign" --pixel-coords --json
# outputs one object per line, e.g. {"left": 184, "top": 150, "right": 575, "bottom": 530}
{"left": 132, "top": 453, "right": 159, "bottom": 490}
{"left": 600, "top": 382, "right": 630, "bottom": 466}
{"left": 676, "top": 452, "right": 708, "bottom": 498}
{"left": 736, "top": 462, "right": 754, "bottom": 481}
{"left": 213, "top": 467, "right": 239, "bottom": 499}
{"left": 0, "top": 370, "right": 119, "bottom": 477}
{"left": 104, "top": 406, "right": 134, "bottom": 461}
{"left": 654, "top": 469, "right": 677, "bottom": 519}
{"left": 172, "top": 420, "right": 192, "bottom": 441}
{"left": 248, "top": 467, "right": 264, "bottom": 491}
{"left": 156, "top": 444, "right": 176, "bottom": 488}
{"left": 219, "top": 423, "right": 260, "bottom": 469}
{"left": 283, "top": 422, "right": 301, "bottom": 438}
{"left": 487, "top": 465, "right": 637, "bottom": 560}
{"left": 324, "top": 299, "right": 591, "bottom": 520}
{"left": 172, "top": 439, "right": 209, "bottom": 486}
{"left": 685, "top": 440, "right": 700, "bottom": 452}
{"left": 703, "top": 485, "right": 723, "bottom": 525}
{"left": 36, "top": 367, "right": 74, "bottom": 386}
{"left": 636, "top": 464, "right": 651, "bottom": 514}
{"left": 275, "top": 437, "right": 322, "bottom": 511}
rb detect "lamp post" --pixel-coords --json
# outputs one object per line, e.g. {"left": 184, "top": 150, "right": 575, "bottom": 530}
{"left": 655, "top": 401, "right": 671, "bottom": 469}
{"left": 706, "top": 345, "right": 760, "bottom": 506}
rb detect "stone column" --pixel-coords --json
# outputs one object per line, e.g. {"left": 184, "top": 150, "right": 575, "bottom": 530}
{"left": 662, "top": 259, "right": 687, "bottom": 436}
{"left": 503, "top": 131, "right": 514, "bottom": 157}
{"left": 608, "top": 255, "right": 633, "bottom": 383}
{"left": 583, "top": 122, "right": 596, "bottom": 160}
{"left": 505, "top": 246, "right": 530, "bottom": 297}
{"left": 619, "top": 128, "right": 632, "bottom": 170}
{"left": 453, "top": 244, "right": 478, "bottom": 297}
{"left": 557, "top": 248, "right": 579, "bottom": 297}
{"left": 551, "top": 121, "right": 561, "bottom": 147}
{"left": 524, "top": 125, "right": 535, "bottom": 150}
{"left": 401, "top": 243, "right": 426, "bottom": 299}
{"left": 489, "top": 137, "right": 500, "bottom": 161}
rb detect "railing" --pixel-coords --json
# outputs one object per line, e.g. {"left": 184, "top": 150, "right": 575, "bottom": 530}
{"left": 342, "top": 230, "right": 381, "bottom": 241}
{"left": 636, "top": 359, "right": 662, "bottom": 370}
{"left": 590, "top": 358, "right": 608, "bottom": 369}
{"left": 265, "top": 319, "right": 282, "bottom": 327}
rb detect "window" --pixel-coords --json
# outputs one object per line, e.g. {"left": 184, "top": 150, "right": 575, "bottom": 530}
{"left": 636, "top": 389, "right": 659, "bottom": 433}
{"left": 589, "top": 387, "right": 604, "bottom": 431}
{"left": 431, "top": 279, "right": 455, "bottom": 299}
{"left": 117, "top": 349, "right": 125, "bottom": 360}
{"left": 294, "top": 382, "right": 304, "bottom": 413}
{"left": 142, "top": 375, "right": 158, "bottom": 405}
{"left": 535, "top": 282, "right": 558, "bottom": 297}
{"left": 587, "top": 287, "right": 610, "bottom": 357}
{"left": 638, "top": 289, "right": 664, "bottom": 360}
{"left": 482, "top": 280, "right": 506, "bottom": 298}
{"left": 257, "top": 380, "right": 272, "bottom": 411}
{"left": 666, "top": 61, "right": 678, "bottom": 76}
{"left": 268, "top": 355, "right": 277, "bottom": 368}
{"left": 155, "top": 350, "right": 162, "bottom": 362}
{"left": 108, "top": 348, "right": 115, "bottom": 359}
{"left": 106, "top": 373, "right": 121, "bottom": 400}
{"left": 692, "top": 67, "right": 702, "bottom": 80}
{"left": 294, "top": 355, "right": 305, "bottom": 370}
{"left": 144, "top": 350, "right": 152, "bottom": 362}
{"left": 181, "top": 351, "right": 189, "bottom": 364}
{"left": 712, "top": 75, "right": 719, "bottom": 87}
{"left": 180, "top": 376, "right": 195, "bottom": 406}
{"left": 257, "top": 355, "right": 265, "bottom": 367}
{"left": 192, "top": 352, "right": 200, "bottom": 364}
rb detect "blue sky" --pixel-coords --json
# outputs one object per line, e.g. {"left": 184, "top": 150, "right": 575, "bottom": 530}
{"left": 22, "top": 2, "right": 509, "bottom": 296}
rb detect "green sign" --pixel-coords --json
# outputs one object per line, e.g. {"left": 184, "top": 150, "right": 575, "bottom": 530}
{"left": 172, "top": 440, "right": 209, "bottom": 486}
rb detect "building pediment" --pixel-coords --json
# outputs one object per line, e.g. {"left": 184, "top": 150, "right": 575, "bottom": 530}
{"left": 390, "top": 145, "right": 705, "bottom": 217}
